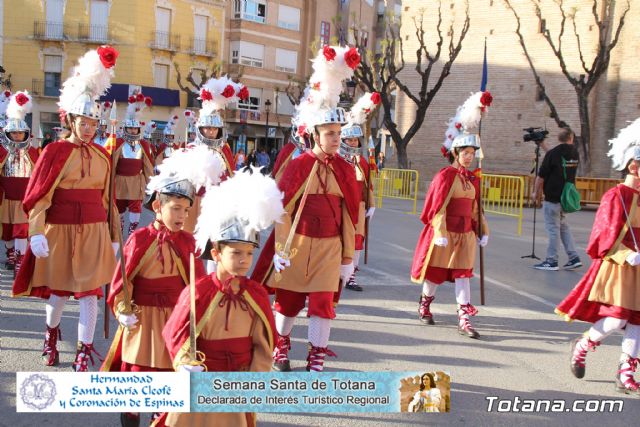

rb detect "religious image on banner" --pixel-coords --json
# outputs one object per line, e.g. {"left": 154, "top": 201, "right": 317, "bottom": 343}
{"left": 399, "top": 372, "right": 451, "bottom": 413}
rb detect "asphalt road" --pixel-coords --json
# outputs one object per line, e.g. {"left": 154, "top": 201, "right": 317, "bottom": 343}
{"left": 1, "top": 202, "right": 638, "bottom": 426}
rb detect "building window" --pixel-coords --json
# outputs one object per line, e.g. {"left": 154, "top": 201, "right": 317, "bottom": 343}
{"left": 275, "top": 91, "right": 295, "bottom": 116}
{"left": 88, "top": 0, "right": 109, "bottom": 42}
{"left": 44, "top": 55, "right": 63, "bottom": 97}
{"left": 154, "top": 63, "right": 170, "bottom": 88}
{"left": 40, "top": 112, "right": 60, "bottom": 138}
{"left": 45, "top": 0, "right": 64, "bottom": 39}
{"left": 320, "top": 21, "right": 330, "bottom": 46}
{"left": 156, "top": 6, "right": 172, "bottom": 48}
{"left": 277, "top": 5, "right": 300, "bottom": 31}
{"left": 230, "top": 41, "right": 264, "bottom": 68}
{"left": 238, "top": 87, "right": 261, "bottom": 111}
{"left": 233, "top": 0, "right": 266, "bottom": 24}
{"left": 193, "top": 14, "right": 208, "bottom": 54}
{"left": 275, "top": 48, "right": 297, "bottom": 73}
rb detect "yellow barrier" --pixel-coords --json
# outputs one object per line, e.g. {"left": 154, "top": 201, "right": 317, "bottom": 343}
{"left": 481, "top": 174, "right": 525, "bottom": 235}
{"left": 372, "top": 168, "right": 419, "bottom": 214}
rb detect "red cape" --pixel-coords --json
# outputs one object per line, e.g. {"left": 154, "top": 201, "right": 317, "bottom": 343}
{"left": 162, "top": 274, "right": 276, "bottom": 363}
{"left": 220, "top": 143, "right": 236, "bottom": 176}
{"left": 272, "top": 142, "right": 297, "bottom": 181}
{"left": 13, "top": 141, "right": 113, "bottom": 298}
{"left": 251, "top": 151, "right": 360, "bottom": 286}
{"left": 556, "top": 185, "right": 634, "bottom": 323}
{"left": 101, "top": 223, "right": 206, "bottom": 371}
{"left": 410, "top": 166, "right": 481, "bottom": 282}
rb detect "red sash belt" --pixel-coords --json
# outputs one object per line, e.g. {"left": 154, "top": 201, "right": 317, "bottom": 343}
{"left": 116, "top": 158, "right": 143, "bottom": 176}
{"left": 46, "top": 189, "right": 106, "bottom": 224}
{"left": 197, "top": 336, "right": 253, "bottom": 371}
{"left": 0, "top": 176, "right": 29, "bottom": 200}
{"left": 132, "top": 276, "right": 185, "bottom": 308}
{"left": 296, "top": 194, "right": 342, "bottom": 238}
{"left": 445, "top": 198, "right": 473, "bottom": 233}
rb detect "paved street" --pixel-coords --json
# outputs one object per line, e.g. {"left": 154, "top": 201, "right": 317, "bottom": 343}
{"left": 2, "top": 202, "right": 639, "bottom": 426}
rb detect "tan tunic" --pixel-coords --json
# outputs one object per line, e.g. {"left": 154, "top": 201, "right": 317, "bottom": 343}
{"left": 113, "top": 143, "right": 153, "bottom": 201}
{"left": 114, "top": 241, "right": 186, "bottom": 369}
{"left": 429, "top": 175, "right": 489, "bottom": 270}
{"left": 29, "top": 144, "right": 118, "bottom": 293}
{"left": 589, "top": 193, "right": 640, "bottom": 310}
{"left": 268, "top": 162, "right": 355, "bottom": 293}
{"left": 167, "top": 279, "right": 272, "bottom": 427}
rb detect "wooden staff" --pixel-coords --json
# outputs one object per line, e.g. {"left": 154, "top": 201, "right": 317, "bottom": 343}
{"left": 364, "top": 160, "right": 371, "bottom": 264}
{"left": 477, "top": 124, "right": 486, "bottom": 306}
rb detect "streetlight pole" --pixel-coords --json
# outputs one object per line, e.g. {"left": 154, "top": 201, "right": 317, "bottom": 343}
{"left": 264, "top": 99, "right": 271, "bottom": 151}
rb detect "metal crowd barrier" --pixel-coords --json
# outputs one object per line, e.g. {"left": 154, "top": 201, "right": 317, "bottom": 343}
{"left": 481, "top": 174, "right": 525, "bottom": 235}
{"left": 372, "top": 168, "right": 419, "bottom": 214}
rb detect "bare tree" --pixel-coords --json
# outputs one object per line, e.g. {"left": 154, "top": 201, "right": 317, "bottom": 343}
{"left": 173, "top": 61, "right": 243, "bottom": 103}
{"left": 352, "top": 1, "right": 470, "bottom": 169}
{"left": 503, "top": 0, "right": 630, "bottom": 173}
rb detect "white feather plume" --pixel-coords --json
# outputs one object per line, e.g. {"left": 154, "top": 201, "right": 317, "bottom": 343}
{"left": 58, "top": 49, "right": 115, "bottom": 113}
{"left": 347, "top": 92, "right": 377, "bottom": 126}
{"left": 143, "top": 121, "right": 156, "bottom": 138}
{"left": 199, "top": 75, "right": 239, "bottom": 117}
{"left": 458, "top": 92, "right": 484, "bottom": 132}
{"left": 608, "top": 118, "right": 640, "bottom": 170}
{"left": 194, "top": 167, "right": 285, "bottom": 251}
{"left": 6, "top": 91, "right": 33, "bottom": 121}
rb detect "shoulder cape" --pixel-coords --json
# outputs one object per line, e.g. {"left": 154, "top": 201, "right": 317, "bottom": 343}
{"left": 272, "top": 142, "right": 297, "bottom": 182}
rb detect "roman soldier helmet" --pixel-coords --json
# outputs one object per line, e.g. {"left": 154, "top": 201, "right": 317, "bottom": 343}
{"left": 289, "top": 119, "right": 311, "bottom": 152}
{"left": 608, "top": 118, "right": 640, "bottom": 171}
{"left": 0, "top": 90, "right": 11, "bottom": 129}
{"left": 197, "top": 75, "right": 249, "bottom": 149}
{"left": 163, "top": 114, "right": 178, "bottom": 143}
{"left": 144, "top": 144, "right": 226, "bottom": 210}
{"left": 442, "top": 91, "right": 493, "bottom": 157}
{"left": 122, "top": 90, "right": 152, "bottom": 143}
{"left": 295, "top": 45, "right": 361, "bottom": 145}
{"left": 340, "top": 92, "right": 381, "bottom": 161}
{"left": 3, "top": 91, "right": 33, "bottom": 149}
{"left": 58, "top": 46, "right": 118, "bottom": 135}
{"left": 195, "top": 166, "right": 285, "bottom": 259}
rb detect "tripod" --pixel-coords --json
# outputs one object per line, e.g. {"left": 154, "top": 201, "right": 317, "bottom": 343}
{"left": 522, "top": 143, "right": 542, "bottom": 260}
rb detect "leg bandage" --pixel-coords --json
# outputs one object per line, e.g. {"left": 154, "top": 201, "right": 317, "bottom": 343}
{"left": 308, "top": 316, "right": 331, "bottom": 348}
{"left": 45, "top": 294, "right": 68, "bottom": 328}
{"left": 588, "top": 317, "right": 627, "bottom": 342}
{"left": 422, "top": 281, "right": 437, "bottom": 297}
{"left": 78, "top": 296, "right": 98, "bottom": 344}
{"left": 275, "top": 312, "right": 296, "bottom": 336}
{"left": 353, "top": 250, "right": 362, "bottom": 269}
{"left": 454, "top": 278, "right": 471, "bottom": 305}
{"left": 621, "top": 323, "right": 640, "bottom": 358}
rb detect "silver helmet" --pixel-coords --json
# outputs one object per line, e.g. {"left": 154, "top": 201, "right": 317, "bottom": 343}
{"left": 122, "top": 119, "right": 142, "bottom": 144}
{"left": 67, "top": 92, "right": 103, "bottom": 121}
{"left": 3, "top": 118, "right": 31, "bottom": 149}
{"left": 143, "top": 178, "right": 196, "bottom": 210}
{"left": 451, "top": 132, "right": 481, "bottom": 150}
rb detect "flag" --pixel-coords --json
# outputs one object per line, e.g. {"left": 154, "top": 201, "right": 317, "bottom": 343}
{"left": 480, "top": 38, "right": 488, "bottom": 92}
{"left": 104, "top": 132, "right": 117, "bottom": 154}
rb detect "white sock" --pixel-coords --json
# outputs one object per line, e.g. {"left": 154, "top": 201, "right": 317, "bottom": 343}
{"left": 621, "top": 323, "right": 640, "bottom": 358}
{"left": 129, "top": 212, "right": 141, "bottom": 224}
{"left": 45, "top": 294, "right": 68, "bottom": 328}
{"left": 588, "top": 317, "right": 627, "bottom": 342}
{"left": 78, "top": 296, "right": 98, "bottom": 344}
{"left": 275, "top": 312, "right": 296, "bottom": 336}
{"left": 455, "top": 278, "right": 471, "bottom": 305}
{"left": 353, "top": 250, "right": 362, "bottom": 270}
{"left": 308, "top": 316, "right": 331, "bottom": 348}
{"left": 206, "top": 260, "right": 217, "bottom": 274}
{"left": 422, "top": 281, "right": 437, "bottom": 297}
{"left": 14, "top": 238, "right": 27, "bottom": 253}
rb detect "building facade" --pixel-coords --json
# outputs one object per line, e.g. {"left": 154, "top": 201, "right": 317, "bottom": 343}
{"left": 396, "top": 0, "right": 640, "bottom": 180}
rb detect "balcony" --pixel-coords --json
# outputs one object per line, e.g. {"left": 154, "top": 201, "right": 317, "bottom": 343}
{"left": 33, "top": 21, "right": 70, "bottom": 41}
{"left": 189, "top": 37, "right": 217, "bottom": 57}
{"left": 149, "top": 31, "right": 180, "bottom": 52}
{"left": 32, "top": 79, "right": 60, "bottom": 98}
{"left": 78, "top": 23, "right": 111, "bottom": 44}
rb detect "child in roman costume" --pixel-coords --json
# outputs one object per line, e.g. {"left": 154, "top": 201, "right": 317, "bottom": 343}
{"left": 94, "top": 101, "right": 112, "bottom": 147}
{"left": 271, "top": 120, "right": 310, "bottom": 182}
{"left": 101, "top": 148, "right": 214, "bottom": 426}
{"left": 12, "top": 45, "right": 121, "bottom": 371}
{"left": 557, "top": 118, "right": 640, "bottom": 395}
{"left": 0, "top": 91, "right": 39, "bottom": 276}
{"left": 113, "top": 91, "right": 155, "bottom": 235}
{"left": 155, "top": 114, "right": 177, "bottom": 167}
{"left": 338, "top": 92, "right": 380, "bottom": 291}
{"left": 181, "top": 109, "right": 197, "bottom": 151}
{"left": 156, "top": 167, "right": 281, "bottom": 427}
{"left": 410, "top": 91, "right": 493, "bottom": 339}
{"left": 252, "top": 45, "right": 361, "bottom": 372}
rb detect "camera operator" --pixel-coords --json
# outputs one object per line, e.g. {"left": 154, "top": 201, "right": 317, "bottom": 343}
{"left": 531, "top": 128, "right": 582, "bottom": 271}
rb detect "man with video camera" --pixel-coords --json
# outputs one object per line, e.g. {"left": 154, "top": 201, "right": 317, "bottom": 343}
{"left": 531, "top": 128, "right": 582, "bottom": 271}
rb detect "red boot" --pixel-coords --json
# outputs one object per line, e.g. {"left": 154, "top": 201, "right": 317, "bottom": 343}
{"left": 72, "top": 341, "right": 102, "bottom": 372}
{"left": 42, "top": 324, "right": 61, "bottom": 366}
{"left": 569, "top": 336, "right": 600, "bottom": 379}
{"left": 457, "top": 303, "right": 480, "bottom": 339}
{"left": 272, "top": 334, "right": 292, "bottom": 372}
{"left": 616, "top": 354, "right": 640, "bottom": 395}
{"left": 5, "top": 246, "right": 15, "bottom": 270}
{"left": 418, "top": 294, "right": 435, "bottom": 325}
{"left": 306, "top": 343, "right": 336, "bottom": 372}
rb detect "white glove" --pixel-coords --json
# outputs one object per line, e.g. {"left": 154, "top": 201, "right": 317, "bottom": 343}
{"left": 117, "top": 313, "right": 138, "bottom": 328}
{"left": 365, "top": 207, "right": 376, "bottom": 218}
{"left": 340, "top": 262, "right": 355, "bottom": 284}
{"left": 30, "top": 234, "right": 49, "bottom": 258}
{"left": 273, "top": 253, "right": 290, "bottom": 273}
{"left": 626, "top": 252, "right": 640, "bottom": 266}
{"left": 112, "top": 242, "right": 120, "bottom": 256}
{"left": 433, "top": 237, "right": 448, "bottom": 247}
{"left": 178, "top": 364, "right": 205, "bottom": 373}
{"left": 477, "top": 235, "right": 489, "bottom": 248}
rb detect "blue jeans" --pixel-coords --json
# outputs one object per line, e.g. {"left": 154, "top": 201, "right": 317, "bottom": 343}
{"left": 543, "top": 201, "right": 578, "bottom": 262}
